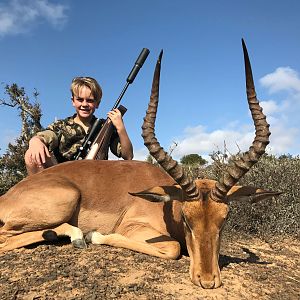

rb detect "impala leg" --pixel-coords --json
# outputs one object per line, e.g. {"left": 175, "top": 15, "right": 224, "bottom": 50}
{"left": 0, "top": 182, "right": 81, "bottom": 239}
{"left": 86, "top": 223, "right": 181, "bottom": 259}
{"left": 0, "top": 223, "right": 86, "bottom": 252}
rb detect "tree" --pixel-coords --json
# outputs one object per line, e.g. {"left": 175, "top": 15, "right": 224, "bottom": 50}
{"left": 0, "top": 83, "right": 42, "bottom": 194}
{"left": 180, "top": 154, "right": 207, "bottom": 166}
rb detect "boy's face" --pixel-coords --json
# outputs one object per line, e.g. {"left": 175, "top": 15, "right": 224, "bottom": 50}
{"left": 72, "top": 86, "right": 99, "bottom": 121}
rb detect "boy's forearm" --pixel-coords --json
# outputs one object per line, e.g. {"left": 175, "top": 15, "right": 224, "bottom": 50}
{"left": 117, "top": 127, "right": 133, "bottom": 160}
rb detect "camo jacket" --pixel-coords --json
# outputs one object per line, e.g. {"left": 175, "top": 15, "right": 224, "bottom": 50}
{"left": 36, "top": 114, "right": 121, "bottom": 162}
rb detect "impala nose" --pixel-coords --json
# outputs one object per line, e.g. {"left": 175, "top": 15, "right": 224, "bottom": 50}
{"left": 194, "top": 272, "right": 216, "bottom": 289}
{"left": 200, "top": 279, "right": 215, "bottom": 289}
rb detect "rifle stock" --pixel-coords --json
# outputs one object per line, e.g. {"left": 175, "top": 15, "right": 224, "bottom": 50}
{"left": 85, "top": 105, "right": 127, "bottom": 160}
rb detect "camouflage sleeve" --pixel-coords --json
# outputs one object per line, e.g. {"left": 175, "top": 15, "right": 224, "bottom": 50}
{"left": 35, "top": 121, "right": 63, "bottom": 152}
{"left": 35, "top": 130, "right": 58, "bottom": 151}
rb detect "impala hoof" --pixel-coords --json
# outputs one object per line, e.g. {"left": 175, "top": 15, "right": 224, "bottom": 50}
{"left": 84, "top": 231, "right": 95, "bottom": 243}
{"left": 72, "top": 238, "right": 87, "bottom": 249}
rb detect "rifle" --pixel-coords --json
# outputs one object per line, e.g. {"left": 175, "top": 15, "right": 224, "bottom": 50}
{"left": 74, "top": 48, "right": 150, "bottom": 160}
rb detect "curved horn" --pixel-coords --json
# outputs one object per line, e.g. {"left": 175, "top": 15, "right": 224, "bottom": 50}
{"left": 142, "top": 50, "right": 201, "bottom": 200}
{"left": 210, "top": 39, "right": 270, "bottom": 202}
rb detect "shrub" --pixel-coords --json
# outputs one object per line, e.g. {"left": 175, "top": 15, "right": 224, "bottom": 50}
{"left": 184, "top": 154, "right": 300, "bottom": 239}
{"left": 0, "top": 84, "right": 42, "bottom": 194}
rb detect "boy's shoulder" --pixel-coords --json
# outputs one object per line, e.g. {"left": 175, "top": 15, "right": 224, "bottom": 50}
{"left": 49, "top": 114, "right": 82, "bottom": 128}
{"left": 59, "top": 114, "right": 77, "bottom": 125}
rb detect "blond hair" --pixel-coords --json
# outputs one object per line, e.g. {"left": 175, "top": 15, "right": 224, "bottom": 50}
{"left": 71, "top": 77, "right": 103, "bottom": 104}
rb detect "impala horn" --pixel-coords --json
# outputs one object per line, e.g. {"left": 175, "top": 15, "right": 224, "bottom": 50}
{"left": 142, "top": 50, "right": 201, "bottom": 200}
{"left": 210, "top": 39, "right": 271, "bottom": 202}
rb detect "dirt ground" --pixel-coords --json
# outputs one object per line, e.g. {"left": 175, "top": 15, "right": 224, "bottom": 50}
{"left": 0, "top": 235, "right": 299, "bottom": 300}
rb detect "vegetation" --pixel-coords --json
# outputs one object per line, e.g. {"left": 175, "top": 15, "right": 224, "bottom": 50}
{"left": 184, "top": 152, "right": 300, "bottom": 239}
{"left": 0, "top": 84, "right": 42, "bottom": 194}
{"left": 180, "top": 153, "right": 207, "bottom": 166}
{"left": 234, "top": 154, "right": 300, "bottom": 238}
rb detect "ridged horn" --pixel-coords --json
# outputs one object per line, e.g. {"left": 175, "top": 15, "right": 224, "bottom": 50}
{"left": 142, "top": 50, "right": 201, "bottom": 200}
{"left": 210, "top": 39, "right": 270, "bottom": 202}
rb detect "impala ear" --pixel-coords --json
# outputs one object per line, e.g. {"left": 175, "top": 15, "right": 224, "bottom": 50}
{"left": 129, "top": 185, "right": 182, "bottom": 203}
{"left": 227, "top": 186, "right": 282, "bottom": 203}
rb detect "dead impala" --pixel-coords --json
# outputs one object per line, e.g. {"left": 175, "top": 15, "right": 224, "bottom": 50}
{"left": 0, "top": 40, "right": 280, "bottom": 289}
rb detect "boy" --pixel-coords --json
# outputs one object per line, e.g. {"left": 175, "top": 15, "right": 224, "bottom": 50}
{"left": 25, "top": 77, "right": 133, "bottom": 175}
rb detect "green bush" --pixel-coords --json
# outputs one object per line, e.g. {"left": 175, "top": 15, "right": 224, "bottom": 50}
{"left": 180, "top": 154, "right": 207, "bottom": 166}
{"left": 0, "top": 84, "right": 42, "bottom": 194}
{"left": 185, "top": 154, "right": 300, "bottom": 239}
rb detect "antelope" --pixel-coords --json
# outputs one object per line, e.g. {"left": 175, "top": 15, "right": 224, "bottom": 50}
{"left": 0, "top": 40, "right": 280, "bottom": 289}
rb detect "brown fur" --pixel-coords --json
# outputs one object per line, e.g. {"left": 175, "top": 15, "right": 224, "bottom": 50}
{"left": 0, "top": 159, "right": 278, "bottom": 288}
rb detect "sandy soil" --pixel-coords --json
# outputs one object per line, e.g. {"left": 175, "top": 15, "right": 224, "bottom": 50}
{"left": 0, "top": 235, "right": 299, "bottom": 300}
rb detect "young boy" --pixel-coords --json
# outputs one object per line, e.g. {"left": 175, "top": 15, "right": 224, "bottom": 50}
{"left": 25, "top": 76, "right": 133, "bottom": 175}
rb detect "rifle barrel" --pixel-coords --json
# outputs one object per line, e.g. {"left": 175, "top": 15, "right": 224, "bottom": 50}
{"left": 112, "top": 48, "right": 150, "bottom": 110}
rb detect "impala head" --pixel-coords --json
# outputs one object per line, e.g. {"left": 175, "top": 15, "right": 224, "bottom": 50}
{"left": 137, "top": 40, "right": 280, "bottom": 288}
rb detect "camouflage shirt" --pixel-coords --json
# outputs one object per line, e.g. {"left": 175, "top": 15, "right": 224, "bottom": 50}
{"left": 36, "top": 114, "right": 121, "bottom": 163}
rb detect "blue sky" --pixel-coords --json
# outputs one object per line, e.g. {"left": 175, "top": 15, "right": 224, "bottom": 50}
{"left": 0, "top": 0, "right": 300, "bottom": 161}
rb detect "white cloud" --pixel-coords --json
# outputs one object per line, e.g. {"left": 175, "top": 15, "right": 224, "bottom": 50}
{"left": 268, "top": 125, "right": 298, "bottom": 154}
{"left": 260, "top": 100, "right": 280, "bottom": 115}
{"left": 137, "top": 67, "right": 300, "bottom": 161}
{"left": 131, "top": 148, "right": 149, "bottom": 161}
{"left": 0, "top": 0, "right": 68, "bottom": 37}
{"left": 260, "top": 67, "right": 300, "bottom": 94}
{"left": 108, "top": 148, "right": 149, "bottom": 161}
{"left": 134, "top": 125, "right": 257, "bottom": 162}
{"left": 171, "top": 125, "right": 255, "bottom": 161}
{"left": 128, "top": 67, "right": 300, "bottom": 162}
{"left": 168, "top": 117, "right": 298, "bottom": 161}
{"left": 259, "top": 67, "right": 300, "bottom": 155}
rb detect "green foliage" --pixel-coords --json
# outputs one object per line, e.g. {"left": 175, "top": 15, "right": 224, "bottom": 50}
{"left": 192, "top": 153, "right": 300, "bottom": 239}
{"left": 180, "top": 153, "right": 207, "bottom": 166}
{"left": 0, "top": 83, "right": 42, "bottom": 194}
{"left": 233, "top": 154, "right": 300, "bottom": 239}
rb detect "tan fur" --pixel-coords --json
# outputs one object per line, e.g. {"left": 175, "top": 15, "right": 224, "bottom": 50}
{"left": 0, "top": 159, "right": 278, "bottom": 289}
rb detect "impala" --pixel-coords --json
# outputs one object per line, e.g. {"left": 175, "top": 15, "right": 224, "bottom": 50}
{"left": 0, "top": 40, "right": 279, "bottom": 289}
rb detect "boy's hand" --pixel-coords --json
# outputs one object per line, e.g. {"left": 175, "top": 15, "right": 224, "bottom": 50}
{"left": 107, "top": 108, "right": 133, "bottom": 160}
{"left": 107, "top": 108, "right": 124, "bottom": 132}
{"left": 28, "top": 137, "right": 51, "bottom": 167}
